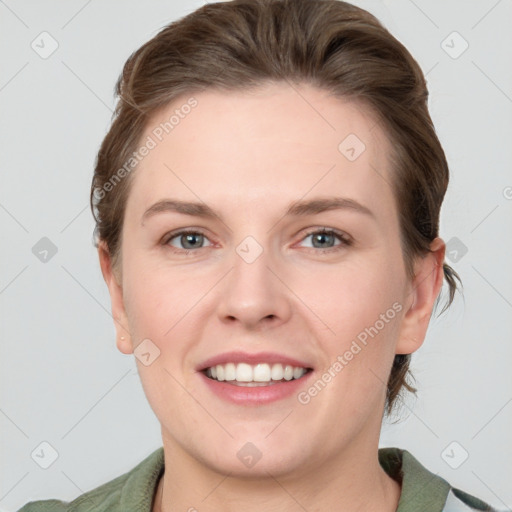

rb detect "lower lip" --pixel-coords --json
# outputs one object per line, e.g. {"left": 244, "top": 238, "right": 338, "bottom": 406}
{"left": 199, "top": 371, "right": 314, "bottom": 405}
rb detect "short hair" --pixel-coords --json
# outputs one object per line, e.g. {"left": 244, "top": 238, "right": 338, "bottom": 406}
{"left": 90, "top": 0, "right": 462, "bottom": 415}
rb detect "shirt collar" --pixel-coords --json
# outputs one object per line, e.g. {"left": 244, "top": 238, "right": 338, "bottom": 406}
{"left": 379, "top": 447, "right": 452, "bottom": 512}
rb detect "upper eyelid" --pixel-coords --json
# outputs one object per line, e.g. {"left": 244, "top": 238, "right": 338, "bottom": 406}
{"left": 302, "top": 227, "right": 350, "bottom": 239}
{"left": 163, "top": 228, "right": 212, "bottom": 245}
{"left": 298, "top": 228, "right": 352, "bottom": 247}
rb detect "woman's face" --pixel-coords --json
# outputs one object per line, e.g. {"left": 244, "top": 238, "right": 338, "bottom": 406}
{"left": 101, "top": 82, "right": 443, "bottom": 477}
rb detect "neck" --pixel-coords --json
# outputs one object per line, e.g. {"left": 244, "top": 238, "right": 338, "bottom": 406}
{"left": 153, "top": 437, "right": 401, "bottom": 512}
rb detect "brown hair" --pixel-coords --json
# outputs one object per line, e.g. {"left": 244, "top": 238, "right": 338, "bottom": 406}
{"left": 90, "top": 0, "right": 462, "bottom": 415}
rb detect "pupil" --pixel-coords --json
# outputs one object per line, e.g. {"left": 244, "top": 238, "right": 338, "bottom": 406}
{"left": 314, "top": 233, "right": 333, "bottom": 248}
{"left": 183, "top": 233, "right": 202, "bottom": 249}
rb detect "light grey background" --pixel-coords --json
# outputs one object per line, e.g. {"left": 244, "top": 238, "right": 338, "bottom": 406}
{"left": 1, "top": 0, "right": 511, "bottom": 510}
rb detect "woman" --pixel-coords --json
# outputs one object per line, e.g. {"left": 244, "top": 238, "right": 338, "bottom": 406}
{"left": 19, "top": 0, "right": 499, "bottom": 510}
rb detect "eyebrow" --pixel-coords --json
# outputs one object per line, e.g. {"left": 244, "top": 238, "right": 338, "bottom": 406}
{"left": 141, "top": 196, "right": 375, "bottom": 224}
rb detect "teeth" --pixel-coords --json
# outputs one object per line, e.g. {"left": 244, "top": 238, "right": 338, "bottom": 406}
{"left": 253, "top": 363, "right": 270, "bottom": 382}
{"left": 283, "top": 365, "right": 293, "bottom": 381}
{"left": 236, "top": 363, "right": 253, "bottom": 382}
{"left": 224, "top": 362, "right": 236, "bottom": 381}
{"left": 293, "top": 366, "right": 304, "bottom": 379}
{"left": 271, "top": 363, "right": 283, "bottom": 380}
{"left": 205, "top": 362, "right": 307, "bottom": 383}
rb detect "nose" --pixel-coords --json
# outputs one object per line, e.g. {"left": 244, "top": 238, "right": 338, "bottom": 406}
{"left": 215, "top": 242, "right": 292, "bottom": 330}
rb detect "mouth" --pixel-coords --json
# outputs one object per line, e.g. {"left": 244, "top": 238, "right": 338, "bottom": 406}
{"left": 197, "top": 351, "right": 315, "bottom": 404}
{"left": 202, "top": 362, "right": 313, "bottom": 387}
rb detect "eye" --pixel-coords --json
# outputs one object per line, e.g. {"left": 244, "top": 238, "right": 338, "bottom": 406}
{"left": 162, "top": 229, "right": 213, "bottom": 252}
{"left": 161, "top": 227, "right": 351, "bottom": 254}
{"left": 298, "top": 228, "right": 352, "bottom": 252}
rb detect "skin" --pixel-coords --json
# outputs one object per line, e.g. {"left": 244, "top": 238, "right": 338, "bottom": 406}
{"left": 99, "top": 82, "right": 445, "bottom": 512}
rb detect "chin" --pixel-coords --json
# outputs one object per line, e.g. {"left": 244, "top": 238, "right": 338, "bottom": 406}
{"left": 185, "top": 431, "right": 315, "bottom": 479}
{"left": 207, "top": 450, "right": 309, "bottom": 479}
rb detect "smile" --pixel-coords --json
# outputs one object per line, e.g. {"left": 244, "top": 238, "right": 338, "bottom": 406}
{"left": 204, "top": 362, "right": 310, "bottom": 386}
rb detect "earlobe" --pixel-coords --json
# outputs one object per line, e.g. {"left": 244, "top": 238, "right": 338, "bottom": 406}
{"left": 97, "top": 241, "right": 133, "bottom": 355}
{"left": 117, "top": 334, "right": 133, "bottom": 355}
{"left": 395, "top": 238, "right": 446, "bottom": 355}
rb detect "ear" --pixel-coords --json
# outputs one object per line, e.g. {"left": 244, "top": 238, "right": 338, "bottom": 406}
{"left": 395, "top": 237, "right": 446, "bottom": 355}
{"left": 97, "top": 241, "right": 133, "bottom": 354}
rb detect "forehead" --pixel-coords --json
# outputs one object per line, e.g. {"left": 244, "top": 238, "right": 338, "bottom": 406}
{"left": 126, "top": 82, "right": 396, "bottom": 224}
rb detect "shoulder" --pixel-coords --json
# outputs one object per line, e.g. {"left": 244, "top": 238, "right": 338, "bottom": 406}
{"left": 378, "top": 447, "right": 500, "bottom": 512}
{"left": 17, "top": 447, "right": 164, "bottom": 512}
{"left": 446, "top": 487, "right": 500, "bottom": 511}
{"left": 17, "top": 500, "right": 68, "bottom": 512}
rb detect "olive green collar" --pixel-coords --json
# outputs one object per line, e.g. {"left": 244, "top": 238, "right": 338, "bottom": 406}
{"left": 379, "top": 447, "right": 452, "bottom": 512}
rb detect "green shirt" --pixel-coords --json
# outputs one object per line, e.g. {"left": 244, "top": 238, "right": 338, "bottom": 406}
{"left": 18, "top": 446, "right": 497, "bottom": 511}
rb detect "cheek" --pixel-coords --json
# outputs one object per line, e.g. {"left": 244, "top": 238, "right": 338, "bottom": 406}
{"left": 123, "top": 269, "right": 198, "bottom": 417}
{"left": 123, "top": 245, "right": 181, "bottom": 322}
{"left": 122, "top": 260, "right": 213, "bottom": 367}
{"left": 300, "top": 255, "right": 404, "bottom": 368}
{"left": 307, "top": 255, "right": 401, "bottom": 325}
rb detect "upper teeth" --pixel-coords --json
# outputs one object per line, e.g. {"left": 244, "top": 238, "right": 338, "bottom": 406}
{"left": 206, "top": 363, "right": 307, "bottom": 382}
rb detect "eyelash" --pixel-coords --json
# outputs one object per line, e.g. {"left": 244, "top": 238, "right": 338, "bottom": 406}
{"left": 161, "top": 227, "right": 352, "bottom": 255}
{"left": 301, "top": 227, "right": 353, "bottom": 252}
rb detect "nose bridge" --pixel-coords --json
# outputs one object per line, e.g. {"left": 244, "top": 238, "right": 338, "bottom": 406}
{"left": 233, "top": 235, "right": 273, "bottom": 289}
{"left": 216, "top": 233, "right": 291, "bottom": 326}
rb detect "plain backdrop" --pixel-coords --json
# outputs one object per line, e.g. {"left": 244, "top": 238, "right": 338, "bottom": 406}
{"left": 1, "top": 0, "right": 511, "bottom": 510}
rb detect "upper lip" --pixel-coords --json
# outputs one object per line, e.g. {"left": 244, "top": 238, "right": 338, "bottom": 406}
{"left": 197, "top": 351, "right": 314, "bottom": 372}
